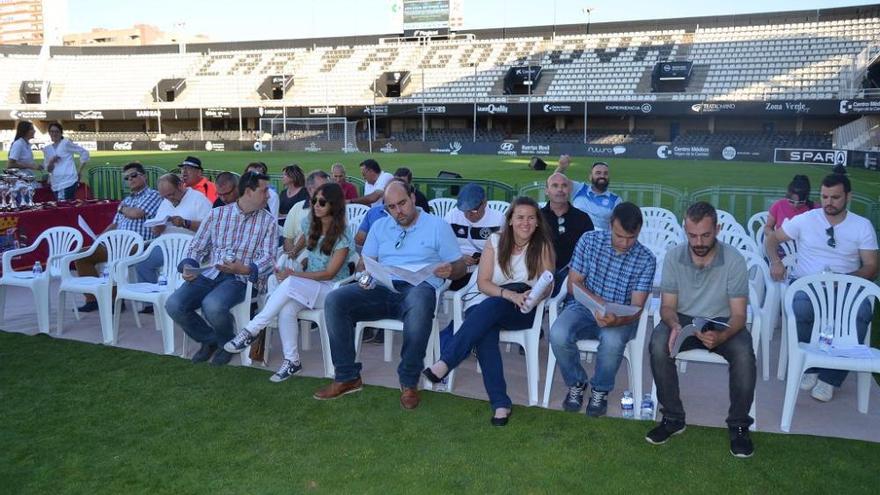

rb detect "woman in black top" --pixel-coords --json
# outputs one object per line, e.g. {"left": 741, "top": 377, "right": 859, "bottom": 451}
{"left": 279, "top": 164, "right": 308, "bottom": 215}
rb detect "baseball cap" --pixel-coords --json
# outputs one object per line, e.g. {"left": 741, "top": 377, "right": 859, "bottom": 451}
{"left": 179, "top": 156, "right": 203, "bottom": 169}
{"left": 456, "top": 183, "right": 486, "bottom": 211}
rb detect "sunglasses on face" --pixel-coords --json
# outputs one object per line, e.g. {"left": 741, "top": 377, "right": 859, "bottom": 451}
{"left": 123, "top": 173, "right": 142, "bottom": 181}
{"left": 311, "top": 197, "right": 328, "bottom": 207}
{"left": 825, "top": 226, "right": 836, "bottom": 248}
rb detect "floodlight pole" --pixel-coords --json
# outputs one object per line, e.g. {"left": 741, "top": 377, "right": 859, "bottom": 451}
{"left": 527, "top": 63, "right": 532, "bottom": 144}
{"left": 473, "top": 62, "right": 477, "bottom": 143}
{"left": 583, "top": 7, "right": 594, "bottom": 145}
{"left": 421, "top": 68, "right": 426, "bottom": 142}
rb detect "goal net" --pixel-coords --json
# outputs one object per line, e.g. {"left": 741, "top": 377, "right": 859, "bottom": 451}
{"left": 258, "top": 117, "right": 359, "bottom": 153}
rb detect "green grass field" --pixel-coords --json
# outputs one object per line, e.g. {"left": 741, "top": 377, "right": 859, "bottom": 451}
{"left": 3, "top": 151, "right": 880, "bottom": 492}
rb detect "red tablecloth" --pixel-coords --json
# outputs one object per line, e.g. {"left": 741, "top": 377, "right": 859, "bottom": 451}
{"left": 0, "top": 200, "right": 119, "bottom": 272}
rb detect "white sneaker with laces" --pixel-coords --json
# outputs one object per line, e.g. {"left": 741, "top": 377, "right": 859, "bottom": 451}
{"left": 800, "top": 373, "right": 818, "bottom": 391}
{"left": 811, "top": 380, "right": 835, "bottom": 402}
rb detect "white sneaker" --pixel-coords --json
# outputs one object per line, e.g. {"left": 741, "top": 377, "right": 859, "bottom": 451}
{"left": 800, "top": 373, "right": 818, "bottom": 391}
{"left": 811, "top": 380, "right": 835, "bottom": 402}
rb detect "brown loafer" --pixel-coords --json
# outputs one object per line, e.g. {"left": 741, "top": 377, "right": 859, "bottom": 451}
{"left": 313, "top": 378, "right": 363, "bottom": 400}
{"left": 400, "top": 386, "right": 420, "bottom": 410}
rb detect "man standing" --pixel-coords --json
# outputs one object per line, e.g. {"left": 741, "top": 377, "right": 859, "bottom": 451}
{"left": 179, "top": 156, "right": 217, "bottom": 203}
{"left": 350, "top": 158, "right": 393, "bottom": 207}
{"left": 765, "top": 172, "right": 878, "bottom": 402}
{"left": 165, "top": 172, "right": 277, "bottom": 366}
{"left": 647, "top": 201, "right": 755, "bottom": 458}
{"left": 549, "top": 202, "right": 654, "bottom": 417}
{"left": 555, "top": 155, "right": 621, "bottom": 231}
{"left": 330, "top": 163, "right": 358, "bottom": 201}
{"left": 541, "top": 172, "right": 594, "bottom": 294}
{"left": 314, "top": 181, "right": 465, "bottom": 409}
{"left": 74, "top": 162, "right": 162, "bottom": 312}
{"left": 135, "top": 173, "right": 212, "bottom": 310}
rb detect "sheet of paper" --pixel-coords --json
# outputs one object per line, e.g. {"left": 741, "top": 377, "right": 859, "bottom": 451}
{"left": 572, "top": 284, "right": 606, "bottom": 316}
{"left": 363, "top": 256, "right": 398, "bottom": 293}
{"left": 125, "top": 282, "right": 163, "bottom": 293}
{"left": 143, "top": 215, "right": 170, "bottom": 228}
{"left": 827, "top": 344, "right": 880, "bottom": 359}
{"left": 77, "top": 214, "right": 97, "bottom": 241}
{"left": 521, "top": 270, "right": 554, "bottom": 313}
{"left": 388, "top": 262, "right": 442, "bottom": 287}
{"left": 286, "top": 275, "right": 323, "bottom": 309}
{"left": 604, "top": 301, "right": 642, "bottom": 317}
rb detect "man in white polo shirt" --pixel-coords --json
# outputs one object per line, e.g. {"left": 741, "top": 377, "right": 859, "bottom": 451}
{"left": 351, "top": 158, "right": 393, "bottom": 207}
{"left": 135, "top": 173, "right": 212, "bottom": 311}
{"left": 765, "top": 172, "right": 878, "bottom": 402}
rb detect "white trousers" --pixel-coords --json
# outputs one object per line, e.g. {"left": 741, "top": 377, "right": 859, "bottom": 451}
{"left": 245, "top": 276, "right": 333, "bottom": 363}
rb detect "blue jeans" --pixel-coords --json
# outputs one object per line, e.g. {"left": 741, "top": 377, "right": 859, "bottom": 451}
{"left": 54, "top": 183, "right": 78, "bottom": 201}
{"left": 551, "top": 266, "right": 569, "bottom": 297}
{"left": 324, "top": 280, "right": 436, "bottom": 388}
{"left": 549, "top": 299, "right": 637, "bottom": 392}
{"left": 164, "top": 273, "right": 246, "bottom": 347}
{"left": 440, "top": 297, "right": 536, "bottom": 410}
{"left": 135, "top": 247, "right": 164, "bottom": 284}
{"left": 649, "top": 314, "right": 756, "bottom": 428}
{"left": 792, "top": 290, "right": 872, "bottom": 387}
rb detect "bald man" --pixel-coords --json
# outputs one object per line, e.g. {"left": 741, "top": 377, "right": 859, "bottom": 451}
{"left": 541, "top": 172, "right": 594, "bottom": 294}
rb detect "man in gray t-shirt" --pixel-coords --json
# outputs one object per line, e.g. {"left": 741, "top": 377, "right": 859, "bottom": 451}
{"left": 645, "top": 202, "right": 756, "bottom": 459}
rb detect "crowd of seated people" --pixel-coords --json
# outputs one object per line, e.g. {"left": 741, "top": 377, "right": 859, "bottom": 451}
{"left": 38, "top": 153, "right": 877, "bottom": 460}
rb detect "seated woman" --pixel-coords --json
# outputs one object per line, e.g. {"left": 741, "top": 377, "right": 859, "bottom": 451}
{"left": 765, "top": 174, "right": 817, "bottom": 233}
{"left": 423, "top": 197, "right": 554, "bottom": 426}
{"left": 224, "top": 182, "right": 352, "bottom": 382}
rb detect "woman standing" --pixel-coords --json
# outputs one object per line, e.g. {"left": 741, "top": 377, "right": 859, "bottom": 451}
{"left": 423, "top": 197, "right": 555, "bottom": 426}
{"left": 7, "top": 121, "right": 40, "bottom": 174}
{"left": 224, "top": 182, "right": 352, "bottom": 382}
{"left": 42, "top": 122, "right": 90, "bottom": 200}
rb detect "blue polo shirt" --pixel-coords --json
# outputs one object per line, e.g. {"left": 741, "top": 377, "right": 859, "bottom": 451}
{"left": 363, "top": 208, "right": 462, "bottom": 288}
{"left": 358, "top": 205, "right": 388, "bottom": 234}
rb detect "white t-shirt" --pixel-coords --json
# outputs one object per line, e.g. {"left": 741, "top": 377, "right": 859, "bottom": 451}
{"left": 267, "top": 187, "right": 280, "bottom": 220}
{"left": 43, "top": 138, "right": 90, "bottom": 191}
{"left": 363, "top": 171, "right": 394, "bottom": 207}
{"left": 782, "top": 208, "right": 878, "bottom": 278}
{"left": 465, "top": 233, "right": 537, "bottom": 309}
{"left": 444, "top": 207, "right": 505, "bottom": 257}
{"left": 152, "top": 188, "right": 212, "bottom": 235}
{"left": 8, "top": 138, "right": 35, "bottom": 168}
{"left": 282, "top": 199, "right": 309, "bottom": 240}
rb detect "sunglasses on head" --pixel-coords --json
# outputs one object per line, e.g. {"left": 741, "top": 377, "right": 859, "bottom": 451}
{"left": 311, "top": 197, "right": 328, "bottom": 207}
{"left": 825, "top": 226, "right": 836, "bottom": 248}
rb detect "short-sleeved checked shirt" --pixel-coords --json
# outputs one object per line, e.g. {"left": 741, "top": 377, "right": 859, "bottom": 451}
{"left": 569, "top": 230, "right": 656, "bottom": 305}
{"left": 114, "top": 187, "right": 162, "bottom": 241}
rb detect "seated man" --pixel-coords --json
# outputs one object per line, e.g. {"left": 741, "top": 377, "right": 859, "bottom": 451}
{"left": 75, "top": 162, "right": 162, "bottom": 312}
{"left": 165, "top": 172, "right": 277, "bottom": 366}
{"left": 212, "top": 172, "right": 239, "bottom": 208}
{"left": 314, "top": 181, "right": 465, "bottom": 409}
{"left": 179, "top": 156, "right": 217, "bottom": 203}
{"left": 549, "top": 202, "right": 654, "bottom": 417}
{"left": 244, "top": 161, "right": 279, "bottom": 219}
{"left": 394, "top": 167, "right": 430, "bottom": 212}
{"left": 331, "top": 162, "right": 358, "bottom": 201}
{"left": 647, "top": 201, "right": 755, "bottom": 458}
{"left": 350, "top": 158, "right": 393, "bottom": 207}
{"left": 541, "top": 172, "right": 594, "bottom": 294}
{"left": 765, "top": 172, "right": 878, "bottom": 402}
{"left": 354, "top": 203, "right": 388, "bottom": 251}
{"left": 444, "top": 183, "right": 504, "bottom": 291}
{"left": 135, "top": 173, "right": 212, "bottom": 311}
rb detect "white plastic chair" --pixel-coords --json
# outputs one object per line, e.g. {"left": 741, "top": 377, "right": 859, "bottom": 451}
{"left": 0, "top": 227, "right": 83, "bottom": 334}
{"left": 780, "top": 274, "right": 880, "bottom": 432}
{"left": 346, "top": 203, "right": 370, "bottom": 243}
{"left": 747, "top": 211, "right": 768, "bottom": 249}
{"left": 428, "top": 198, "right": 457, "bottom": 220}
{"left": 645, "top": 215, "right": 685, "bottom": 243}
{"left": 113, "top": 234, "right": 192, "bottom": 355}
{"left": 641, "top": 207, "right": 678, "bottom": 228}
{"left": 541, "top": 276, "right": 652, "bottom": 409}
{"left": 179, "top": 279, "right": 257, "bottom": 366}
{"left": 353, "top": 280, "right": 451, "bottom": 390}
{"left": 718, "top": 230, "right": 761, "bottom": 256}
{"left": 57, "top": 230, "right": 144, "bottom": 345}
{"left": 717, "top": 209, "right": 748, "bottom": 237}
{"left": 486, "top": 200, "right": 510, "bottom": 215}
{"left": 445, "top": 271, "right": 546, "bottom": 406}
{"left": 742, "top": 250, "right": 779, "bottom": 381}
{"left": 776, "top": 241, "right": 799, "bottom": 381}
{"left": 638, "top": 227, "right": 681, "bottom": 287}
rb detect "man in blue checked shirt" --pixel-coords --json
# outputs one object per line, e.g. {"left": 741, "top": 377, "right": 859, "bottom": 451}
{"left": 166, "top": 172, "right": 277, "bottom": 367}
{"left": 555, "top": 155, "right": 621, "bottom": 231}
{"left": 314, "top": 180, "right": 466, "bottom": 410}
{"left": 549, "top": 202, "right": 655, "bottom": 417}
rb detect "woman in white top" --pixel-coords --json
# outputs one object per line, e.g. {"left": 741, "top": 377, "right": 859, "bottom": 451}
{"left": 43, "top": 122, "right": 90, "bottom": 200}
{"left": 423, "top": 197, "right": 554, "bottom": 426}
{"left": 7, "top": 120, "right": 39, "bottom": 174}
{"left": 224, "top": 183, "right": 352, "bottom": 383}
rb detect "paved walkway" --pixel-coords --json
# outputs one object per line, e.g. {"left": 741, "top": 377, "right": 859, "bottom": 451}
{"left": 2, "top": 281, "right": 878, "bottom": 442}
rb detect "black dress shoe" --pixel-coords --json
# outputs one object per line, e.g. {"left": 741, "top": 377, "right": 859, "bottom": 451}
{"left": 191, "top": 343, "right": 218, "bottom": 363}
{"left": 139, "top": 305, "right": 154, "bottom": 314}
{"left": 210, "top": 349, "right": 234, "bottom": 367}
{"left": 422, "top": 367, "right": 446, "bottom": 384}
{"left": 77, "top": 301, "right": 99, "bottom": 313}
{"left": 491, "top": 409, "right": 512, "bottom": 427}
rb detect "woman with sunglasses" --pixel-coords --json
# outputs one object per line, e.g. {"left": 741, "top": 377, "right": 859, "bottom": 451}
{"left": 224, "top": 183, "right": 352, "bottom": 382}
{"left": 43, "top": 122, "right": 90, "bottom": 200}
{"left": 766, "top": 174, "right": 818, "bottom": 234}
{"left": 423, "top": 197, "right": 554, "bottom": 426}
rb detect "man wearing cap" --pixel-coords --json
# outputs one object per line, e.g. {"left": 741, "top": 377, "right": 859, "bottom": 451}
{"left": 351, "top": 158, "right": 393, "bottom": 207}
{"left": 541, "top": 172, "right": 594, "bottom": 294}
{"left": 180, "top": 156, "right": 217, "bottom": 204}
{"left": 444, "top": 183, "right": 504, "bottom": 291}
{"left": 555, "top": 155, "right": 621, "bottom": 231}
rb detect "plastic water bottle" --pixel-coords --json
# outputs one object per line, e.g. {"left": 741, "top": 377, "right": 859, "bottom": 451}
{"left": 32, "top": 261, "right": 42, "bottom": 277}
{"left": 101, "top": 266, "right": 110, "bottom": 281}
{"left": 640, "top": 394, "right": 655, "bottom": 421}
{"left": 819, "top": 323, "right": 833, "bottom": 352}
{"left": 158, "top": 274, "right": 167, "bottom": 288}
{"left": 621, "top": 390, "right": 635, "bottom": 419}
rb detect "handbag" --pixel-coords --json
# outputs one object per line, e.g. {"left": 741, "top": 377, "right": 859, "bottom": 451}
{"left": 248, "top": 329, "right": 267, "bottom": 364}
{"left": 500, "top": 282, "right": 532, "bottom": 294}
